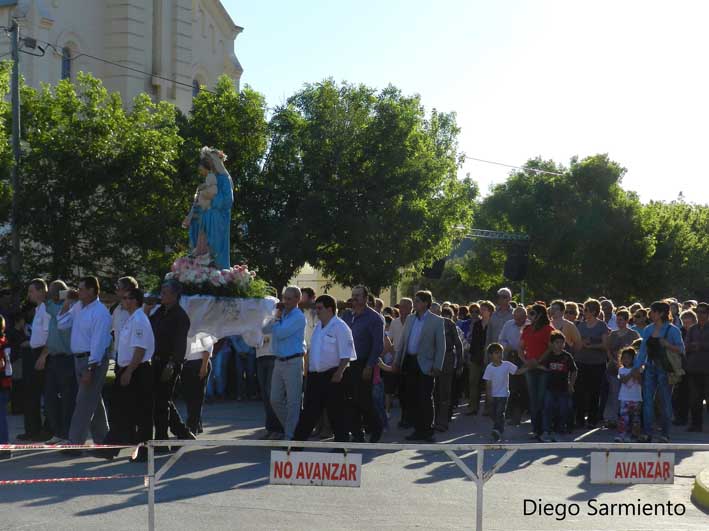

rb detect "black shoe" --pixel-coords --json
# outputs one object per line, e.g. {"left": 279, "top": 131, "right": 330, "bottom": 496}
{"left": 0, "top": 450, "right": 12, "bottom": 460}
{"left": 405, "top": 431, "right": 422, "bottom": 441}
{"left": 90, "top": 448, "right": 118, "bottom": 460}
{"left": 369, "top": 429, "right": 383, "bottom": 444}
{"left": 130, "top": 448, "right": 148, "bottom": 463}
{"left": 60, "top": 448, "right": 84, "bottom": 457}
{"left": 15, "top": 433, "right": 35, "bottom": 441}
{"left": 351, "top": 433, "right": 365, "bottom": 443}
{"left": 175, "top": 429, "right": 197, "bottom": 440}
{"left": 421, "top": 433, "right": 436, "bottom": 443}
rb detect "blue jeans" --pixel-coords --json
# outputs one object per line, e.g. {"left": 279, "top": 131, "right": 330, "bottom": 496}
{"left": 206, "top": 345, "right": 233, "bottom": 399}
{"left": 543, "top": 390, "right": 570, "bottom": 433}
{"left": 491, "top": 396, "right": 508, "bottom": 434}
{"left": 0, "top": 390, "right": 8, "bottom": 444}
{"left": 372, "top": 381, "right": 388, "bottom": 429}
{"left": 44, "top": 354, "right": 77, "bottom": 439}
{"left": 642, "top": 362, "right": 672, "bottom": 437}
{"left": 235, "top": 350, "right": 257, "bottom": 399}
{"left": 525, "top": 370, "right": 548, "bottom": 435}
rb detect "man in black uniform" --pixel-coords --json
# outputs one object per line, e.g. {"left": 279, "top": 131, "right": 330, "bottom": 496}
{"left": 151, "top": 279, "right": 195, "bottom": 450}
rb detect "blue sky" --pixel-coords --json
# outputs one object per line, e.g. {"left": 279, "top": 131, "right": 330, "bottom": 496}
{"left": 222, "top": 0, "right": 709, "bottom": 204}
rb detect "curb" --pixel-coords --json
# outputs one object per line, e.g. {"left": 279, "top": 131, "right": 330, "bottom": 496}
{"left": 692, "top": 466, "right": 709, "bottom": 510}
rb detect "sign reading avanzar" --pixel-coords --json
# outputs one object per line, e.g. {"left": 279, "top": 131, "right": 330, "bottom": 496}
{"left": 590, "top": 452, "right": 675, "bottom": 484}
{"left": 270, "top": 451, "right": 362, "bottom": 487}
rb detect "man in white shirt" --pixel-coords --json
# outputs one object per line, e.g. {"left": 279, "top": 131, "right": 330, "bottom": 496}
{"left": 498, "top": 306, "right": 528, "bottom": 358}
{"left": 98, "top": 288, "right": 155, "bottom": 462}
{"left": 111, "top": 276, "right": 139, "bottom": 359}
{"left": 58, "top": 276, "right": 112, "bottom": 449}
{"left": 18, "top": 279, "right": 51, "bottom": 441}
{"left": 293, "top": 294, "right": 356, "bottom": 443}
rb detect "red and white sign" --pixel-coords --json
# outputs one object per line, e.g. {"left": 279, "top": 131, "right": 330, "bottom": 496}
{"left": 270, "top": 451, "right": 361, "bottom": 487}
{"left": 590, "top": 452, "right": 675, "bottom": 484}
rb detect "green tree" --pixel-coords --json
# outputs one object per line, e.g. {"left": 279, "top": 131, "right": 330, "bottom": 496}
{"left": 466, "top": 154, "right": 653, "bottom": 302}
{"left": 14, "top": 73, "right": 182, "bottom": 284}
{"left": 641, "top": 199, "right": 709, "bottom": 301}
{"left": 283, "top": 80, "right": 476, "bottom": 294}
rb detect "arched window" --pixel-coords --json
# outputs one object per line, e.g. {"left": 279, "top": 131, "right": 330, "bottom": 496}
{"left": 61, "top": 46, "right": 72, "bottom": 80}
{"left": 192, "top": 79, "right": 201, "bottom": 98}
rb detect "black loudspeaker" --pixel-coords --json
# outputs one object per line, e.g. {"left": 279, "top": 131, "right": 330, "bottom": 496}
{"left": 504, "top": 243, "right": 529, "bottom": 281}
{"left": 423, "top": 258, "right": 446, "bottom": 279}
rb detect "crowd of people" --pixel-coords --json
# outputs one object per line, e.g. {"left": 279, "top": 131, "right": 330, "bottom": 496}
{"left": 1, "top": 278, "right": 708, "bottom": 461}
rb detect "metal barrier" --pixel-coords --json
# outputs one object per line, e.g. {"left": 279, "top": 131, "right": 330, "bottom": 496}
{"left": 146, "top": 439, "right": 709, "bottom": 531}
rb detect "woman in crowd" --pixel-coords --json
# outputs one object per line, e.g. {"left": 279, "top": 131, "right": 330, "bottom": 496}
{"left": 631, "top": 308, "right": 649, "bottom": 333}
{"left": 673, "top": 309, "right": 698, "bottom": 427}
{"left": 574, "top": 299, "right": 610, "bottom": 429}
{"left": 634, "top": 300, "right": 685, "bottom": 442}
{"left": 465, "top": 303, "right": 485, "bottom": 416}
{"left": 518, "top": 303, "right": 554, "bottom": 439}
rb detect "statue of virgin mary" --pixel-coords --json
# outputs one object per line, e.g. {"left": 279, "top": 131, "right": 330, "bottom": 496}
{"left": 182, "top": 147, "right": 234, "bottom": 269}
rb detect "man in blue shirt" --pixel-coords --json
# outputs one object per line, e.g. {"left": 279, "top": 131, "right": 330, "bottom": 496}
{"left": 342, "top": 285, "right": 385, "bottom": 443}
{"left": 263, "top": 286, "right": 306, "bottom": 440}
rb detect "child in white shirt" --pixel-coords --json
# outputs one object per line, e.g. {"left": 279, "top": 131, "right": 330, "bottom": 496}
{"left": 483, "top": 343, "right": 531, "bottom": 441}
{"left": 615, "top": 347, "right": 643, "bottom": 442}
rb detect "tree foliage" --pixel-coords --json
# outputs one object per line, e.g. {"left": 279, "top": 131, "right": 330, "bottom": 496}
{"left": 9, "top": 74, "right": 182, "bottom": 284}
{"left": 282, "top": 80, "right": 476, "bottom": 294}
{"left": 2, "top": 67, "right": 708, "bottom": 303}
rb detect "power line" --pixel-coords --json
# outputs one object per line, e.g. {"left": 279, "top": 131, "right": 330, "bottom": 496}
{"left": 1, "top": 26, "right": 216, "bottom": 95}
{"left": 464, "top": 155, "right": 565, "bottom": 176}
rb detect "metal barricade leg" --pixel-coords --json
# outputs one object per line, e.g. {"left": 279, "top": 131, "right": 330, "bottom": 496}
{"left": 148, "top": 444, "right": 156, "bottom": 531}
{"left": 476, "top": 449, "right": 484, "bottom": 531}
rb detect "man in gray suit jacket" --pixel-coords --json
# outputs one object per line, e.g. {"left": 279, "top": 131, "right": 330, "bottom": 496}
{"left": 394, "top": 290, "right": 446, "bottom": 442}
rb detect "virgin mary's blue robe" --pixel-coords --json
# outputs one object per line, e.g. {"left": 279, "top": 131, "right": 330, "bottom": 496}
{"left": 189, "top": 172, "right": 234, "bottom": 269}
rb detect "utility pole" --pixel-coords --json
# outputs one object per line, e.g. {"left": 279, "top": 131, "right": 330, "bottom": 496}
{"left": 9, "top": 20, "right": 22, "bottom": 297}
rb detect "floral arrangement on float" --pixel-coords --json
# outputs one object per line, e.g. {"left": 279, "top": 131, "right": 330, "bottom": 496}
{"left": 164, "top": 254, "right": 271, "bottom": 298}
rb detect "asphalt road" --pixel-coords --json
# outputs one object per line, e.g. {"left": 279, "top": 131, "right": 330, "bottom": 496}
{"left": 1, "top": 400, "right": 708, "bottom": 530}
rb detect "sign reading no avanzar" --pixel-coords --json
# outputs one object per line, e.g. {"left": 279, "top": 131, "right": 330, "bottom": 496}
{"left": 590, "top": 452, "right": 675, "bottom": 484}
{"left": 270, "top": 451, "right": 362, "bottom": 487}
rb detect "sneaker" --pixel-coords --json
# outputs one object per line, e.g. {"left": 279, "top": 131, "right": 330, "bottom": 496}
{"left": 491, "top": 429, "right": 501, "bottom": 442}
{"left": 46, "top": 436, "right": 66, "bottom": 445}
{"left": 657, "top": 434, "right": 670, "bottom": 443}
{"left": 613, "top": 435, "right": 623, "bottom": 443}
{"left": 540, "top": 433, "right": 552, "bottom": 442}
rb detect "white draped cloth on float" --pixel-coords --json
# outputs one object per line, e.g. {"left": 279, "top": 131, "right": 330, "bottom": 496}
{"left": 179, "top": 295, "right": 278, "bottom": 356}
